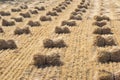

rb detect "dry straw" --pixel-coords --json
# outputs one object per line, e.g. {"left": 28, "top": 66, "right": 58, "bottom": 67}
{"left": 29, "top": 10, "right": 38, "bottom": 14}
{"left": 0, "top": 39, "right": 17, "bottom": 50}
{"left": 14, "top": 26, "right": 31, "bottom": 35}
{"left": 94, "top": 15, "right": 110, "bottom": 21}
{"left": 43, "top": 38, "right": 66, "bottom": 48}
{"left": 11, "top": 17, "right": 23, "bottom": 22}
{"left": 92, "top": 20, "right": 107, "bottom": 27}
{"left": 20, "top": 12, "right": 31, "bottom": 18}
{"left": 71, "top": 11, "right": 82, "bottom": 15}
{"left": 20, "top": 5, "right": 28, "bottom": 9}
{"left": 55, "top": 26, "right": 70, "bottom": 34}
{"left": 61, "top": 20, "right": 76, "bottom": 26}
{"left": 53, "top": 7, "right": 62, "bottom": 13}
{"left": 95, "top": 49, "right": 111, "bottom": 63}
{"left": 46, "top": 11, "right": 58, "bottom": 16}
{"left": 77, "top": 5, "right": 88, "bottom": 9}
{"left": 95, "top": 46, "right": 120, "bottom": 63}
{"left": 27, "top": 20, "right": 40, "bottom": 27}
{"left": 70, "top": 14, "right": 82, "bottom": 20}
{"left": 33, "top": 51, "right": 62, "bottom": 67}
{"left": 110, "top": 46, "right": 120, "bottom": 62}
{"left": 11, "top": 8, "right": 21, "bottom": 12}
{"left": 35, "top": 6, "right": 45, "bottom": 11}
{"left": 7, "top": 40, "right": 17, "bottom": 49}
{"left": 2, "top": 19, "right": 15, "bottom": 26}
{"left": 0, "top": 27, "right": 4, "bottom": 33}
{"left": 40, "top": 16, "right": 52, "bottom": 21}
{"left": 0, "top": 11, "right": 11, "bottom": 16}
{"left": 93, "top": 27, "right": 112, "bottom": 34}
{"left": 94, "top": 35, "right": 116, "bottom": 47}
{"left": 93, "top": 70, "right": 114, "bottom": 80}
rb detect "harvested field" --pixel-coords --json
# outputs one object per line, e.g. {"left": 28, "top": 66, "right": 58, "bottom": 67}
{"left": 1, "top": 0, "right": 120, "bottom": 80}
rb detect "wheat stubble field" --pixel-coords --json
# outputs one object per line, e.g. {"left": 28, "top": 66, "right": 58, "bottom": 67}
{"left": 0, "top": 0, "right": 120, "bottom": 80}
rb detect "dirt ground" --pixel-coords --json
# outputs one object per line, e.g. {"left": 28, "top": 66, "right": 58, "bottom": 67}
{"left": 0, "top": 0, "right": 120, "bottom": 80}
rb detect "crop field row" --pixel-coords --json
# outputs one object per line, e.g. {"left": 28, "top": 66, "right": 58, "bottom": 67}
{"left": 0, "top": 0, "right": 120, "bottom": 80}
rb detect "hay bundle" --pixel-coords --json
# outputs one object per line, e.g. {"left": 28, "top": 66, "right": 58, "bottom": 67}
{"left": 33, "top": 52, "right": 61, "bottom": 67}
{"left": 11, "top": 8, "right": 21, "bottom": 12}
{"left": 43, "top": 39, "right": 54, "bottom": 48}
{"left": 40, "top": 16, "right": 52, "bottom": 21}
{"left": 60, "top": 5, "right": 66, "bottom": 9}
{"left": 0, "top": 39, "right": 8, "bottom": 50}
{"left": 2, "top": 19, "right": 15, "bottom": 26}
{"left": 75, "top": 8, "right": 86, "bottom": 12}
{"left": 58, "top": 4, "right": 64, "bottom": 7}
{"left": 93, "top": 28, "right": 102, "bottom": 34}
{"left": 77, "top": 5, "right": 88, "bottom": 9}
{"left": 0, "top": 16, "right": 1, "bottom": 19}
{"left": 58, "top": 4, "right": 63, "bottom": 7}
{"left": 93, "top": 21, "right": 107, "bottom": 27}
{"left": 69, "top": 14, "right": 82, "bottom": 20}
{"left": 94, "top": 70, "right": 114, "bottom": 80}
{"left": 79, "top": 8, "right": 86, "bottom": 13}
{"left": 27, "top": 20, "right": 40, "bottom": 27}
{"left": 94, "top": 35, "right": 116, "bottom": 47}
{"left": 75, "top": 8, "right": 81, "bottom": 12}
{"left": 53, "top": 38, "right": 66, "bottom": 48}
{"left": 53, "top": 7, "right": 58, "bottom": 11}
{"left": 46, "top": 11, "right": 58, "bottom": 16}
{"left": 29, "top": 10, "right": 38, "bottom": 14}
{"left": 46, "top": 52, "right": 61, "bottom": 65}
{"left": 65, "top": 0, "right": 72, "bottom": 2}
{"left": 94, "top": 15, "right": 103, "bottom": 21}
{"left": 35, "top": 6, "right": 45, "bottom": 11}
{"left": 71, "top": 11, "right": 82, "bottom": 15}
{"left": 11, "top": 17, "right": 23, "bottom": 22}
{"left": 14, "top": 27, "right": 23, "bottom": 35}
{"left": 95, "top": 47, "right": 120, "bottom": 62}
{"left": 61, "top": 20, "right": 76, "bottom": 26}
{"left": 43, "top": 38, "right": 66, "bottom": 48}
{"left": 102, "top": 15, "right": 110, "bottom": 21}
{"left": 94, "top": 35, "right": 105, "bottom": 47}
{"left": 96, "top": 46, "right": 120, "bottom": 63}
{"left": 94, "top": 15, "right": 110, "bottom": 21}
{"left": 20, "top": 12, "right": 31, "bottom": 18}
{"left": 82, "top": 0, "right": 85, "bottom": 2}
{"left": 0, "top": 11, "right": 11, "bottom": 16}
{"left": 93, "top": 27, "right": 112, "bottom": 34}
{"left": 33, "top": 54, "right": 46, "bottom": 66}
{"left": 100, "top": 27, "right": 112, "bottom": 34}
{"left": 80, "top": 2, "right": 84, "bottom": 5}
{"left": 110, "top": 46, "right": 120, "bottom": 62}
{"left": 65, "top": 1, "right": 71, "bottom": 4}
{"left": 104, "top": 35, "right": 116, "bottom": 46}
{"left": 0, "top": 39, "right": 17, "bottom": 50}
{"left": 6, "top": 40, "right": 17, "bottom": 49}
{"left": 0, "top": 27, "right": 4, "bottom": 33}
{"left": 23, "top": 27, "right": 31, "bottom": 34}
{"left": 59, "top": 3, "right": 67, "bottom": 7}
{"left": 14, "top": 27, "right": 31, "bottom": 35}
{"left": 53, "top": 7, "right": 62, "bottom": 12}
{"left": 71, "top": 12, "right": 78, "bottom": 15}
{"left": 95, "top": 50, "right": 111, "bottom": 63}
{"left": 20, "top": 5, "right": 28, "bottom": 9}
{"left": 55, "top": 26, "right": 70, "bottom": 34}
